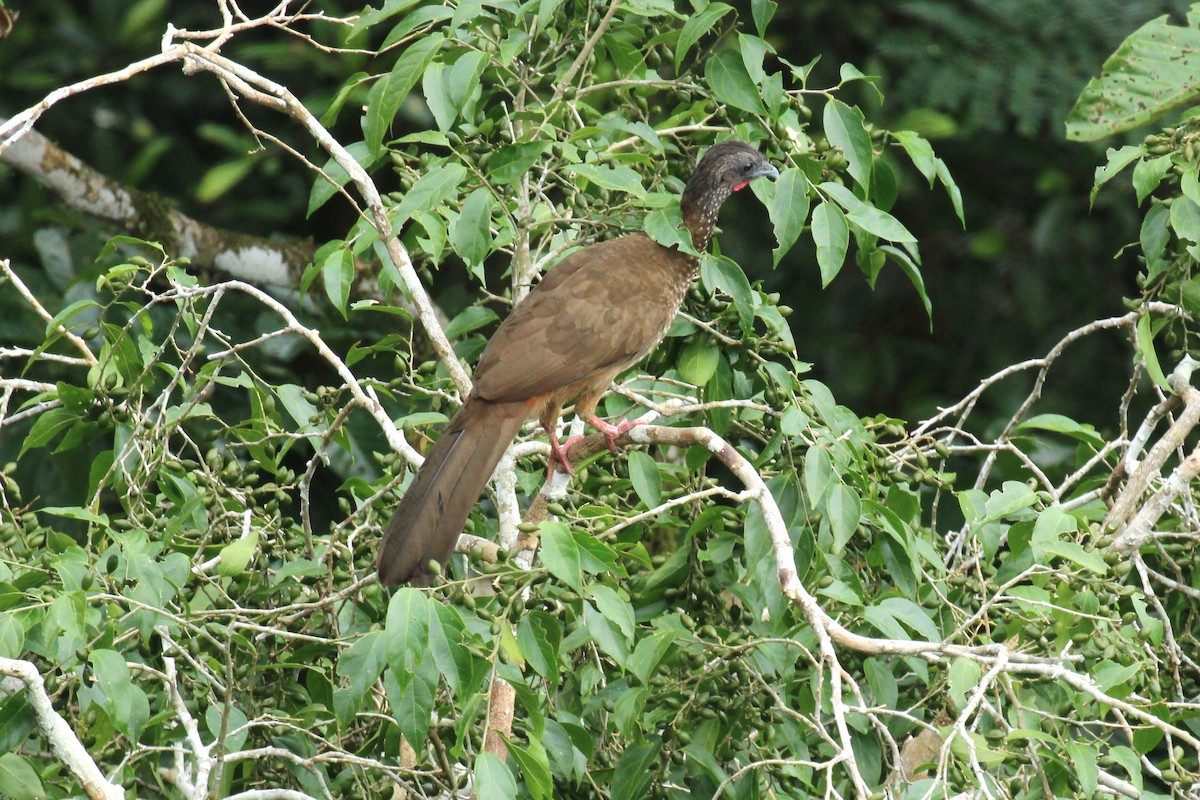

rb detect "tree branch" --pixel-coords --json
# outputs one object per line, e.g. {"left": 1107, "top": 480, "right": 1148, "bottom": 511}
{"left": 0, "top": 657, "right": 124, "bottom": 800}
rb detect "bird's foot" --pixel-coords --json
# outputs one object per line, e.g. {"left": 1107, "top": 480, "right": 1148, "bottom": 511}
{"left": 548, "top": 434, "right": 576, "bottom": 476}
{"left": 587, "top": 416, "right": 645, "bottom": 454}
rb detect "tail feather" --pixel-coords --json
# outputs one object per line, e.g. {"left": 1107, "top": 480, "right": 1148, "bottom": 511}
{"left": 377, "top": 397, "right": 525, "bottom": 586}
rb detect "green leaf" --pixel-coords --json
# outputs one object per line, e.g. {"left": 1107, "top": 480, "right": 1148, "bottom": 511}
{"left": 751, "top": 0, "right": 776, "bottom": 36}
{"left": 387, "top": 671, "right": 434, "bottom": 747}
{"left": 704, "top": 255, "right": 755, "bottom": 330}
{"left": 89, "top": 649, "right": 150, "bottom": 741}
{"left": 539, "top": 521, "right": 618, "bottom": 589}
{"left": 705, "top": 48, "right": 765, "bottom": 115}
{"left": 823, "top": 99, "right": 873, "bottom": 189}
{"left": 39, "top": 505, "right": 108, "bottom": 526}
{"left": 803, "top": 446, "right": 834, "bottom": 506}
{"left": 1066, "top": 742, "right": 1099, "bottom": 796}
{"left": 565, "top": 163, "right": 646, "bottom": 197}
{"left": 1095, "top": 659, "right": 1140, "bottom": 691}
{"left": 1135, "top": 312, "right": 1169, "bottom": 391}
{"left": 629, "top": 629, "right": 677, "bottom": 684}
{"left": 18, "top": 407, "right": 78, "bottom": 459}
{"left": 613, "top": 686, "right": 649, "bottom": 738}
{"left": 767, "top": 168, "right": 810, "bottom": 265}
{"left": 517, "top": 612, "right": 561, "bottom": 684}
{"left": 336, "top": 630, "right": 389, "bottom": 705}
{"left": 846, "top": 204, "right": 916, "bottom": 243}
{"left": 385, "top": 588, "right": 433, "bottom": 672}
{"left": 677, "top": 339, "right": 720, "bottom": 386}
{"left": 0, "top": 754, "right": 43, "bottom": 800}
{"left": 981, "top": 481, "right": 1035, "bottom": 523}
{"left": 196, "top": 158, "right": 256, "bottom": 203}
{"left": 627, "top": 450, "right": 662, "bottom": 509}
{"left": 217, "top": 526, "right": 260, "bottom": 576}
{"left": 392, "top": 162, "right": 467, "bottom": 228}
{"left": 488, "top": 140, "right": 552, "bottom": 183}
{"left": 1040, "top": 539, "right": 1108, "bottom": 575}
{"left": 351, "top": 0, "right": 424, "bottom": 38}
{"left": 0, "top": 613, "right": 24, "bottom": 659}
{"left": 882, "top": 245, "right": 932, "bottom": 324}
{"left": 611, "top": 736, "right": 663, "bottom": 800}
{"left": 587, "top": 585, "right": 635, "bottom": 641}
{"left": 507, "top": 739, "right": 553, "bottom": 800}
{"left": 321, "top": 247, "right": 353, "bottom": 317}
{"left": 1170, "top": 195, "right": 1200, "bottom": 242}
{"left": 1016, "top": 413, "right": 1105, "bottom": 448}
{"left": 675, "top": 3, "right": 734, "bottom": 71}
{"left": 365, "top": 34, "right": 443, "bottom": 155}
{"left": 643, "top": 206, "right": 698, "bottom": 255}
{"left": 444, "top": 305, "right": 499, "bottom": 340}
{"left": 1133, "top": 155, "right": 1172, "bottom": 205}
{"left": 893, "top": 130, "right": 936, "bottom": 184}
{"left": 582, "top": 601, "right": 630, "bottom": 664}
{"left": 811, "top": 202, "right": 849, "bottom": 286}
{"left": 879, "top": 597, "right": 941, "bottom": 641}
{"left": 1066, "top": 14, "right": 1200, "bottom": 140}
{"left": 475, "top": 752, "right": 518, "bottom": 800}
{"left": 450, "top": 187, "right": 494, "bottom": 267}
{"left": 308, "top": 142, "right": 372, "bottom": 217}
{"left": 948, "top": 731, "right": 1007, "bottom": 765}
{"left": 826, "top": 483, "right": 861, "bottom": 553}
{"left": 1090, "top": 144, "right": 1145, "bottom": 203}
{"left": 946, "top": 657, "right": 981, "bottom": 712}
{"left": 436, "top": 50, "right": 488, "bottom": 130}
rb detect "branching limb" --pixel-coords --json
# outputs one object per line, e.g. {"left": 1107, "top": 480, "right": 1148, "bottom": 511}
{"left": 0, "top": 657, "right": 124, "bottom": 800}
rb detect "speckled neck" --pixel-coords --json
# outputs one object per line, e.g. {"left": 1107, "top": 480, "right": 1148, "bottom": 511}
{"left": 680, "top": 179, "right": 733, "bottom": 254}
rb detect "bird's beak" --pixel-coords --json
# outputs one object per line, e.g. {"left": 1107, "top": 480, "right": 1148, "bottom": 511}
{"left": 754, "top": 162, "right": 780, "bottom": 181}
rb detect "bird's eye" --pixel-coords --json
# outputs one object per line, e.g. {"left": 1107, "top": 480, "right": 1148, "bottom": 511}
{"left": 741, "top": 160, "right": 756, "bottom": 174}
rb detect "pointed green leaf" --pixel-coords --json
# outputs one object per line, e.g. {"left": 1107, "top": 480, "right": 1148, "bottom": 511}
{"left": 488, "top": 141, "right": 551, "bottom": 183}
{"left": 217, "top": 526, "right": 260, "bottom": 576}
{"left": 587, "top": 585, "right": 636, "bottom": 641}
{"left": 1067, "top": 14, "right": 1200, "bottom": 140}
{"left": 1135, "top": 312, "right": 1169, "bottom": 390}
{"left": 811, "top": 202, "right": 849, "bottom": 286}
{"left": 627, "top": 450, "right": 662, "bottom": 509}
{"left": 677, "top": 339, "right": 720, "bottom": 387}
{"left": 392, "top": 163, "right": 467, "bottom": 228}
{"left": 385, "top": 588, "right": 433, "bottom": 672}
{"left": 827, "top": 483, "right": 861, "bottom": 553}
{"left": 0, "top": 754, "right": 43, "bottom": 800}
{"left": 675, "top": 3, "right": 734, "bottom": 71}
{"left": 565, "top": 163, "right": 647, "bottom": 197}
{"left": 823, "top": 99, "right": 873, "bottom": 189}
{"left": 475, "top": 752, "right": 518, "bottom": 800}
{"left": 611, "top": 736, "right": 663, "bottom": 800}
{"left": 321, "top": 247, "right": 353, "bottom": 318}
{"left": 365, "top": 34, "right": 443, "bottom": 156}
{"left": 767, "top": 168, "right": 810, "bottom": 265}
{"left": 705, "top": 48, "right": 765, "bottom": 115}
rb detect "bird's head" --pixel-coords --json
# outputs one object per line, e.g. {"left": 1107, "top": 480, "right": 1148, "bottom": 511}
{"left": 680, "top": 141, "right": 778, "bottom": 248}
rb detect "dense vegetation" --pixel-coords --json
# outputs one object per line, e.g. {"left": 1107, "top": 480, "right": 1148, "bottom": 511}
{"left": 2, "top": 2, "right": 1200, "bottom": 798}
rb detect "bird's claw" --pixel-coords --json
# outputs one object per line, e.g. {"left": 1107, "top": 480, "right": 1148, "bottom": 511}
{"left": 589, "top": 417, "right": 645, "bottom": 454}
{"left": 549, "top": 418, "right": 645, "bottom": 476}
{"left": 548, "top": 436, "right": 578, "bottom": 476}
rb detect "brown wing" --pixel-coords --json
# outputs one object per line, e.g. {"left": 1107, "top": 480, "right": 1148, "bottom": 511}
{"left": 472, "top": 233, "right": 682, "bottom": 403}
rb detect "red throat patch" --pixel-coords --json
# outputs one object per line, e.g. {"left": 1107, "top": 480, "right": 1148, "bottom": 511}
{"left": 732, "top": 181, "right": 749, "bottom": 192}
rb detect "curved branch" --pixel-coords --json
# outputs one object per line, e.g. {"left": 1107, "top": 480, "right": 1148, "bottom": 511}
{"left": 0, "top": 657, "right": 124, "bottom": 800}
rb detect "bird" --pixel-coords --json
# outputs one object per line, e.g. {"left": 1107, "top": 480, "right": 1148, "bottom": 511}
{"left": 378, "top": 140, "right": 779, "bottom": 586}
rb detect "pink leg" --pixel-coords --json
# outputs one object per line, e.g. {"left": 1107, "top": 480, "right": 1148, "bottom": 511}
{"left": 547, "top": 428, "right": 575, "bottom": 476}
{"left": 586, "top": 416, "right": 646, "bottom": 454}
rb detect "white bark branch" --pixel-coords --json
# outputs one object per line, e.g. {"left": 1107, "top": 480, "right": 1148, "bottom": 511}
{"left": 0, "top": 657, "right": 124, "bottom": 800}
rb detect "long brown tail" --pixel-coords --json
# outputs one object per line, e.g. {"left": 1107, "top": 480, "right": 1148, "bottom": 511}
{"left": 377, "top": 396, "right": 525, "bottom": 586}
